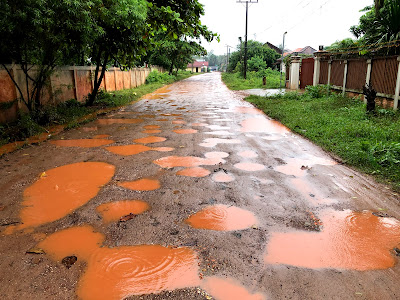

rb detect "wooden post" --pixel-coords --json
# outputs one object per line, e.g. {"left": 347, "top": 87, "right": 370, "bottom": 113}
{"left": 364, "top": 59, "right": 372, "bottom": 104}
{"left": 393, "top": 56, "right": 400, "bottom": 110}
{"left": 342, "top": 60, "right": 348, "bottom": 96}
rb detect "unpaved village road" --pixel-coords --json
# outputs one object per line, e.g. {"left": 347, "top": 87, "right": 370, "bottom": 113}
{"left": 1, "top": 72, "right": 400, "bottom": 300}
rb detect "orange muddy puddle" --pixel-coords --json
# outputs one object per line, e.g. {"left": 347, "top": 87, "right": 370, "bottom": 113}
{"left": 176, "top": 167, "right": 211, "bottom": 178}
{"left": 142, "top": 129, "right": 162, "bottom": 134}
{"left": 119, "top": 178, "right": 161, "bottom": 191}
{"left": 133, "top": 136, "right": 167, "bottom": 144}
{"left": 143, "top": 125, "right": 161, "bottom": 129}
{"left": 240, "top": 118, "right": 289, "bottom": 134}
{"left": 156, "top": 118, "right": 169, "bottom": 121}
{"left": 191, "top": 123, "right": 208, "bottom": 127}
{"left": 92, "top": 134, "right": 111, "bottom": 139}
{"left": 97, "top": 119, "right": 144, "bottom": 125}
{"left": 82, "top": 126, "right": 98, "bottom": 132}
{"left": 234, "top": 162, "right": 266, "bottom": 172}
{"left": 172, "top": 120, "right": 186, "bottom": 124}
{"left": 154, "top": 156, "right": 224, "bottom": 169}
{"left": 212, "top": 172, "right": 235, "bottom": 183}
{"left": 201, "top": 276, "right": 265, "bottom": 300}
{"left": 39, "top": 226, "right": 200, "bottom": 300}
{"left": 50, "top": 139, "right": 114, "bottom": 148}
{"left": 199, "top": 138, "right": 241, "bottom": 148}
{"left": 234, "top": 106, "right": 264, "bottom": 115}
{"left": 96, "top": 200, "right": 150, "bottom": 223}
{"left": 9, "top": 162, "right": 115, "bottom": 231}
{"left": 173, "top": 129, "right": 198, "bottom": 134}
{"left": 185, "top": 205, "right": 258, "bottom": 231}
{"left": 265, "top": 210, "right": 400, "bottom": 270}
{"left": 0, "top": 141, "right": 25, "bottom": 156}
{"left": 238, "top": 150, "right": 258, "bottom": 158}
{"left": 106, "top": 144, "right": 173, "bottom": 156}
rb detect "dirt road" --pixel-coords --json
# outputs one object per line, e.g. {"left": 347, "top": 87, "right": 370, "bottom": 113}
{"left": 1, "top": 72, "right": 400, "bottom": 300}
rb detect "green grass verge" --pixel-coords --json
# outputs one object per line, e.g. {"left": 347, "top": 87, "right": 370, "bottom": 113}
{"left": 222, "top": 69, "right": 282, "bottom": 90}
{"left": 245, "top": 87, "right": 400, "bottom": 191}
{"left": 0, "top": 70, "right": 194, "bottom": 147}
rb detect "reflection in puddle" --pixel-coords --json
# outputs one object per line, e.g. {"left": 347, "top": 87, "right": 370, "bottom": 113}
{"left": 212, "top": 171, "right": 235, "bottom": 183}
{"left": 154, "top": 156, "right": 224, "bottom": 168}
{"left": 238, "top": 150, "right": 258, "bottom": 158}
{"left": 96, "top": 200, "right": 150, "bottom": 223}
{"left": 106, "top": 144, "right": 173, "bottom": 156}
{"left": 39, "top": 226, "right": 199, "bottom": 299}
{"left": 119, "top": 178, "right": 160, "bottom": 191}
{"left": 173, "top": 129, "right": 198, "bottom": 134}
{"left": 291, "top": 177, "right": 336, "bottom": 206}
{"left": 7, "top": 162, "right": 115, "bottom": 232}
{"left": 50, "top": 139, "right": 114, "bottom": 148}
{"left": 205, "top": 152, "right": 229, "bottom": 159}
{"left": 185, "top": 205, "right": 257, "bottom": 231}
{"left": 234, "top": 162, "right": 266, "bottom": 171}
{"left": 199, "top": 138, "right": 241, "bottom": 148}
{"left": 202, "top": 276, "right": 265, "bottom": 300}
{"left": 275, "top": 157, "right": 337, "bottom": 177}
{"left": 240, "top": 118, "right": 289, "bottom": 134}
{"left": 265, "top": 210, "right": 400, "bottom": 270}
{"left": 97, "top": 119, "right": 144, "bottom": 125}
{"left": 176, "top": 167, "right": 211, "bottom": 178}
{"left": 134, "top": 136, "right": 167, "bottom": 144}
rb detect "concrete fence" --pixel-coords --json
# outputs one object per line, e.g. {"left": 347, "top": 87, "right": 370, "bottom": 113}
{"left": 287, "top": 53, "right": 400, "bottom": 110}
{"left": 0, "top": 65, "right": 160, "bottom": 123}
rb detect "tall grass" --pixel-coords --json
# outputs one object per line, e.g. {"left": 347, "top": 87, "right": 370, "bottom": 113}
{"left": 222, "top": 69, "right": 281, "bottom": 90}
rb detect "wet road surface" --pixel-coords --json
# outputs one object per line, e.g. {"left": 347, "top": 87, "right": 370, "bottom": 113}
{"left": 1, "top": 72, "right": 400, "bottom": 299}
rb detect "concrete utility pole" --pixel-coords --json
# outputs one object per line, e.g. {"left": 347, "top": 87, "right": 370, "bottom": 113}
{"left": 237, "top": 0, "right": 258, "bottom": 80}
{"left": 280, "top": 31, "right": 287, "bottom": 89}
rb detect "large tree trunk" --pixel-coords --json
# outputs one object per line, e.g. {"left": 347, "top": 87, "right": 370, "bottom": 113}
{"left": 87, "top": 51, "right": 109, "bottom": 106}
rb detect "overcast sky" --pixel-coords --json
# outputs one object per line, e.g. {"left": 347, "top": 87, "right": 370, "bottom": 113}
{"left": 199, "top": 0, "right": 373, "bottom": 55}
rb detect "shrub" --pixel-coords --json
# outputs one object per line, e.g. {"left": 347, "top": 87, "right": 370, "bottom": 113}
{"left": 304, "top": 85, "right": 331, "bottom": 98}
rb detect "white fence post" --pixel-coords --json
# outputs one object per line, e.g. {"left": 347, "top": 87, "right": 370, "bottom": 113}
{"left": 364, "top": 59, "right": 372, "bottom": 104}
{"left": 342, "top": 60, "right": 348, "bottom": 96}
{"left": 289, "top": 56, "right": 301, "bottom": 90}
{"left": 393, "top": 56, "right": 400, "bottom": 110}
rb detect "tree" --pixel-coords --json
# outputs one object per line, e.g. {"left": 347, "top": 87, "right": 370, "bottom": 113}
{"left": 0, "top": 0, "right": 96, "bottom": 112}
{"left": 350, "top": 0, "right": 400, "bottom": 54}
{"left": 227, "top": 40, "right": 279, "bottom": 73}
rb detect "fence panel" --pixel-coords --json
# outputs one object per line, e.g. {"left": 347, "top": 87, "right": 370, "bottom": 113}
{"left": 330, "top": 60, "right": 345, "bottom": 87}
{"left": 371, "top": 56, "right": 398, "bottom": 95}
{"left": 299, "top": 57, "right": 314, "bottom": 89}
{"left": 319, "top": 60, "right": 329, "bottom": 84}
{"left": 346, "top": 59, "right": 367, "bottom": 91}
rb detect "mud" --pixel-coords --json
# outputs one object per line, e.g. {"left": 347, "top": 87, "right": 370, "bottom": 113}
{"left": 133, "top": 136, "right": 167, "bottom": 144}
{"left": 2, "top": 72, "right": 400, "bottom": 300}
{"left": 50, "top": 139, "right": 114, "bottom": 148}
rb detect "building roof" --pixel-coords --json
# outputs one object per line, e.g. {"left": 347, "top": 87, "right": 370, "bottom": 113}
{"left": 187, "top": 61, "right": 209, "bottom": 68}
{"left": 264, "top": 42, "right": 282, "bottom": 54}
{"left": 279, "top": 46, "right": 317, "bottom": 60}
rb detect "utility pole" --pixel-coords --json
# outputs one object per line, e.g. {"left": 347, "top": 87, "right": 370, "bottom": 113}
{"left": 237, "top": 0, "right": 258, "bottom": 79}
{"left": 280, "top": 31, "right": 287, "bottom": 89}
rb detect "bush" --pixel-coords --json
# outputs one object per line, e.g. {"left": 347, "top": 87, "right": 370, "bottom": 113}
{"left": 304, "top": 85, "right": 331, "bottom": 98}
{"left": 145, "top": 70, "right": 175, "bottom": 84}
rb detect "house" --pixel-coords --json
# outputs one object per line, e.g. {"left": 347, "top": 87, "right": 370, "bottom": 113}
{"left": 277, "top": 46, "right": 317, "bottom": 72}
{"left": 264, "top": 42, "right": 283, "bottom": 55}
{"left": 187, "top": 60, "right": 209, "bottom": 73}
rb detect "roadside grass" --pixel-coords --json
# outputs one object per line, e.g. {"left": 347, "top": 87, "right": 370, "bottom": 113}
{"left": 245, "top": 86, "right": 400, "bottom": 191}
{"left": 222, "top": 69, "right": 282, "bottom": 90}
{"left": 0, "top": 70, "right": 194, "bottom": 147}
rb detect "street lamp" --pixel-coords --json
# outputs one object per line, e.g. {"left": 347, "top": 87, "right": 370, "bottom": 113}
{"left": 280, "top": 31, "right": 287, "bottom": 89}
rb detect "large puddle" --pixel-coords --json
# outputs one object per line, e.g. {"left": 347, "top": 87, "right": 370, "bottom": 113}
{"left": 133, "top": 136, "right": 167, "bottom": 144}
{"left": 185, "top": 205, "right": 258, "bottom": 231}
{"left": 234, "top": 162, "right": 266, "bottom": 172}
{"left": 38, "top": 226, "right": 200, "bottom": 299}
{"left": 153, "top": 155, "right": 224, "bottom": 169}
{"left": 240, "top": 118, "right": 289, "bottom": 134}
{"left": 201, "top": 276, "right": 265, "bottom": 300}
{"left": 212, "top": 171, "right": 235, "bottom": 183}
{"left": 8, "top": 162, "right": 114, "bottom": 231}
{"left": 265, "top": 210, "right": 400, "bottom": 270}
{"left": 96, "top": 200, "right": 150, "bottom": 223}
{"left": 275, "top": 157, "right": 337, "bottom": 177}
{"left": 50, "top": 139, "right": 114, "bottom": 148}
{"left": 119, "top": 178, "right": 161, "bottom": 191}
{"left": 173, "top": 129, "right": 198, "bottom": 134}
{"left": 106, "top": 144, "right": 174, "bottom": 156}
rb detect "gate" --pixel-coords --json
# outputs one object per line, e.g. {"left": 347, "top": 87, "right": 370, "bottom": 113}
{"left": 299, "top": 57, "right": 314, "bottom": 89}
